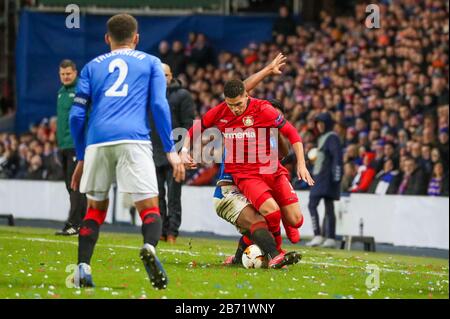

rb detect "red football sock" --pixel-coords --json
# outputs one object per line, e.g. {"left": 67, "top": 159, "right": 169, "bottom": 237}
{"left": 242, "top": 235, "right": 253, "bottom": 246}
{"left": 84, "top": 207, "right": 107, "bottom": 225}
{"left": 264, "top": 210, "right": 282, "bottom": 251}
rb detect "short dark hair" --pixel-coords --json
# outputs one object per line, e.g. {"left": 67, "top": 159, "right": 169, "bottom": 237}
{"left": 59, "top": 59, "right": 76, "bottom": 70}
{"left": 107, "top": 14, "right": 138, "bottom": 44}
{"left": 224, "top": 79, "right": 245, "bottom": 99}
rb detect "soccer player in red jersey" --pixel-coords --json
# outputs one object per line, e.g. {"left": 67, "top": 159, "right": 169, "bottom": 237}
{"left": 182, "top": 71, "right": 314, "bottom": 251}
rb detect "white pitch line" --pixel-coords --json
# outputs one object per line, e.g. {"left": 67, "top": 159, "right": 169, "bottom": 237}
{"left": 0, "top": 236, "right": 199, "bottom": 256}
{"left": 300, "top": 261, "right": 448, "bottom": 277}
{"left": 0, "top": 235, "right": 448, "bottom": 277}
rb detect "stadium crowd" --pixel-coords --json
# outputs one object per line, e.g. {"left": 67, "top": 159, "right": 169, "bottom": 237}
{"left": 1, "top": 0, "right": 448, "bottom": 197}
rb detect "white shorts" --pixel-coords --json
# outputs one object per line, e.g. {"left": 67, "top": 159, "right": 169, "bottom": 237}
{"left": 80, "top": 142, "right": 158, "bottom": 198}
{"left": 213, "top": 185, "right": 251, "bottom": 228}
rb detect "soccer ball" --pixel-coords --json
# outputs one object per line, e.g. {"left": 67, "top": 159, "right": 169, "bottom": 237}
{"left": 241, "top": 244, "right": 265, "bottom": 269}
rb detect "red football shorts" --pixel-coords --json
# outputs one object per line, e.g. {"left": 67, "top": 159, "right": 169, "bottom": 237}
{"left": 233, "top": 171, "right": 299, "bottom": 211}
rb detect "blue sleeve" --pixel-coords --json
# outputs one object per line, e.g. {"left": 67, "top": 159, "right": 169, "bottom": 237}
{"left": 328, "top": 134, "right": 343, "bottom": 183}
{"left": 149, "top": 58, "right": 175, "bottom": 153}
{"left": 69, "top": 65, "right": 90, "bottom": 160}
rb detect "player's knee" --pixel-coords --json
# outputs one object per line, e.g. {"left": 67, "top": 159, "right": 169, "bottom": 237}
{"left": 283, "top": 205, "right": 303, "bottom": 227}
{"left": 294, "top": 212, "right": 304, "bottom": 228}
{"left": 257, "top": 196, "right": 279, "bottom": 215}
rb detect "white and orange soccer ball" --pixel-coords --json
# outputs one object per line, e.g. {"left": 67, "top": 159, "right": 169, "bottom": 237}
{"left": 241, "top": 244, "right": 265, "bottom": 269}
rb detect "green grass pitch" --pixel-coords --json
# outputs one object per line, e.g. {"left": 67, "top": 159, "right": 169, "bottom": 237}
{"left": 0, "top": 226, "right": 448, "bottom": 299}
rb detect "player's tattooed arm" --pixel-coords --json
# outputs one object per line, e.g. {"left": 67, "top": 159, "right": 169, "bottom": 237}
{"left": 243, "top": 53, "right": 286, "bottom": 92}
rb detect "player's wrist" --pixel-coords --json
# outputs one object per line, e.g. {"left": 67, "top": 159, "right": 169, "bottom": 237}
{"left": 180, "top": 146, "right": 189, "bottom": 153}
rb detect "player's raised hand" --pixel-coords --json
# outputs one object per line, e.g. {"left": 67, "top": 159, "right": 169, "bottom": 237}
{"left": 167, "top": 152, "right": 186, "bottom": 182}
{"left": 266, "top": 53, "right": 286, "bottom": 75}
{"left": 297, "top": 164, "right": 315, "bottom": 186}
{"left": 71, "top": 161, "right": 84, "bottom": 191}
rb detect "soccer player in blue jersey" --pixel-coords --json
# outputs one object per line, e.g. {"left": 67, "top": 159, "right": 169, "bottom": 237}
{"left": 69, "top": 14, "right": 184, "bottom": 289}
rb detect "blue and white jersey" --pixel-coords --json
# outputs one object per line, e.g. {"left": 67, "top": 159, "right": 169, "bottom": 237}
{"left": 70, "top": 48, "right": 175, "bottom": 160}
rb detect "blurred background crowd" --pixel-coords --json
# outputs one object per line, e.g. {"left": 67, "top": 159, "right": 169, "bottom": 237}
{"left": 1, "top": 0, "right": 448, "bottom": 197}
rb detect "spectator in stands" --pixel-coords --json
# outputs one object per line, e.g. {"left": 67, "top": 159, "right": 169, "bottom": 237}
{"left": 349, "top": 152, "right": 376, "bottom": 193}
{"left": 341, "top": 162, "right": 357, "bottom": 193}
{"left": 0, "top": 143, "right": 7, "bottom": 178}
{"left": 166, "top": 40, "right": 187, "bottom": 77}
{"left": 431, "top": 146, "right": 445, "bottom": 171}
{"left": 431, "top": 75, "right": 449, "bottom": 106}
{"left": 190, "top": 33, "right": 215, "bottom": 67}
{"left": 420, "top": 144, "right": 433, "bottom": 175}
{"left": 437, "top": 127, "right": 449, "bottom": 164}
{"left": 150, "top": 63, "right": 195, "bottom": 244}
{"left": 184, "top": 32, "right": 197, "bottom": 57}
{"left": 368, "top": 158, "right": 401, "bottom": 195}
{"left": 42, "top": 141, "right": 63, "bottom": 180}
{"left": 158, "top": 41, "right": 171, "bottom": 63}
{"left": 272, "top": 5, "right": 297, "bottom": 37}
{"left": 25, "top": 154, "right": 45, "bottom": 180}
{"left": 427, "top": 162, "right": 449, "bottom": 196}
{"left": 55, "top": 59, "right": 86, "bottom": 236}
{"left": 397, "top": 157, "right": 427, "bottom": 195}
{"left": 15, "top": 144, "right": 28, "bottom": 179}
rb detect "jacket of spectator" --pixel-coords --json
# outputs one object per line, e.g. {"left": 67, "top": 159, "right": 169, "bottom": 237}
{"left": 56, "top": 79, "right": 77, "bottom": 150}
{"left": 150, "top": 79, "right": 195, "bottom": 167}
{"left": 310, "top": 113, "right": 343, "bottom": 200}
{"left": 427, "top": 162, "right": 449, "bottom": 196}
{"left": 350, "top": 152, "right": 377, "bottom": 193}
{"left": 398, "top": 159, "right": 428, "bottom": 195}
{"left": 368, "top": 159, "right": 401, "bottom": 195}
{"left": 340, "top": 162, "right": 356, "bottom": 193}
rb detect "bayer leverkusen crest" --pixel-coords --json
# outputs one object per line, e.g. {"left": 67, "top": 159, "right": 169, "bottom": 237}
{"left": 243, "top": 116, "right": 254, "bottom": 127}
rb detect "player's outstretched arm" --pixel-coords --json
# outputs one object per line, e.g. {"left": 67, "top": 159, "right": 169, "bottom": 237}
{"left": 243, "top": 53, "right": 286, "bottom": 92}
